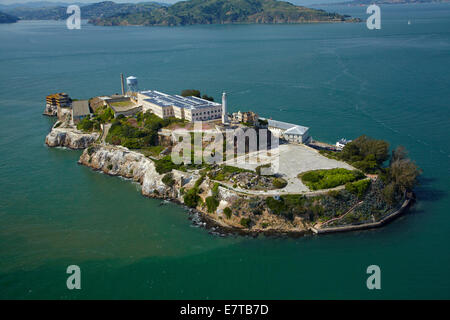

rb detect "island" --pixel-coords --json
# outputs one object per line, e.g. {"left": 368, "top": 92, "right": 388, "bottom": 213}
{"left": 0, "top": 11, "right": 19, "bottom": 24}
{"left": 4, "top": 0, "right": 361, "bottom": 26}
{"left": 43, "top": 80, "right": 420, "bottom": 236}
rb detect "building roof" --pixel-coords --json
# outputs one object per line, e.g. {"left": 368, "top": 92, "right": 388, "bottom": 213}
{"left": 140, "top": 90, "right": 221, "bottom": 110}
{"left": 72, "top": 100, "right": 90, "bottom": 117}
{"left": 284, "top": 125, "right": 309, "bottom": 136}
{"left": 267, "top": 119, "right": 309, "bottom": 131}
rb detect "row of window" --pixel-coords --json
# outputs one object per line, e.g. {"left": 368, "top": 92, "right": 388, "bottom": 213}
{"left": 192, "top": 109, "right": 221, "bottom": 117}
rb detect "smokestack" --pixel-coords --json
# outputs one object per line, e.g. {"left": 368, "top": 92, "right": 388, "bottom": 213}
{"left": 121, "top": 73, "right": 125, "bottom": 96}
{"left": 222, "top": 92, "right": 228, "bottom": 124}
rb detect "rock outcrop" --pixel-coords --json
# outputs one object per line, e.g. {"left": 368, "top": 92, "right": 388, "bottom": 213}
{"left": 43, "top": 104, "right": 58, "bottom": 117}
{"left": 45, "top": 126, "right": 99, "bottom": 149}
{"left": 78, "top": 145, "right": 173, "bottom": 198}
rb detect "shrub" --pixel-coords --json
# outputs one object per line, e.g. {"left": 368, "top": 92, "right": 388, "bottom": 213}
{"left": 107, "top": 164, "right": 113, "bottom": 170}
{"left": 77, "top": 117, "right": 94, "bottom": 132}
{"left": 224, "top": 207, "right": 232, "bottom": 219}
{"left": 181, "top": 89, "right": 201, "bottom": 98}
{"left": 205, "top": 196, "right": 219, "bottom": 213}
{"left": 265, "top": 197, "right": 287, "bottom": 215}
{"left": 345, "top": 179, "right": 371, "bottom": 199}
{"left": 154, "top": 156, "right": 180, "bottom": 174}
{"left": 212, "top": 183, "right": 220, "bottom": 198}
{"left": 273, "top": 177, "right": 288, "bottom": 189}
{"left": 299, "top": 168, "right": 365, "bottom": 190}
{"left": 240, "top": 217, "right": 251, "bottom": 228}
{"left": 162, "top": 173, "right": 175, "bottom": 187}
{"left": 183, "top": 188, "right": 200, "bottom": 208}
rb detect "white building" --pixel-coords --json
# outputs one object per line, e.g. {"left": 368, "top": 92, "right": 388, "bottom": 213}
{"left": 336, "top": 138, "right": 352, "bottom": 151}
{"left": 266, "top": 119, "right": 311, "bottom": 144}
{"left": 137, "top": 90, "right": 222, "bottom": 122}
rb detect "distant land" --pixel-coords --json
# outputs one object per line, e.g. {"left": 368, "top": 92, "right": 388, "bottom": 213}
{"left": 326, "top": 0, "right": 450, "bottom": 5}
{"left": 0, "top": 11, "right": 19, "bottom": 23}
{"left": 2, "top": 0, "right": 361, "bottom": 26}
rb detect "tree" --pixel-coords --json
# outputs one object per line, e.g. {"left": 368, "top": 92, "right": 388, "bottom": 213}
{"left": 390, "top": 145, "right": 408, "bottom": 165}
{"left": 181, "top": 89, "right": 201, "bottom": 98}
{"left": 389, "top": 158, "right": 421, "bottom": 193}
{"left": 202, "top": 94, "right": 214, "bottom": 102}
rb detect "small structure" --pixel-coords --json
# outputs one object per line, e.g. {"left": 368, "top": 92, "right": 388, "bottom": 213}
{"left": 71, "top": 100, "right": 91, "bottom": 124}
{"left": 336, "top": 138, "right": 352, "bottom": 151}
{"left": 232, "top": 110, "right": 259, "bottom": 125}
{"left": 266, "top": 119, "right": 311, "bottom": 144}
{"left": 127, "top": 76, "right": 138, "bottom": 93}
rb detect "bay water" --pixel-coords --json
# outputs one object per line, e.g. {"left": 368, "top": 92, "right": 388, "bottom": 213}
{"left": 0, "top": 3, "right": 449, "bottom": 299}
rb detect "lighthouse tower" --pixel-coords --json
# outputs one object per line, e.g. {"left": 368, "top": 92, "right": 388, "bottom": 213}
{"left": 222, "top": 92, "right": 228, "bottom": 124}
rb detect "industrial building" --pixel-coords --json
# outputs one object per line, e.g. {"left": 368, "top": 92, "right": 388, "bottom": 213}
{"left": 137, "top": 90, "right": 224, "bottom": 122}
{"left": 46, "top": 93, "right": 71, "bottom": 108}
{"left": 71, "top": 100, "right": 91, "bottom": 124}
{"left": 266, "top": 119, "right": 311, "bottom": 144}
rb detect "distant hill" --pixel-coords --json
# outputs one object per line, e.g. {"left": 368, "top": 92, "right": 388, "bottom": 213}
{"left": 91, "top": 0, "right": 361, "bottom": 26}
{"left": 0, "top": 11, "right": 19, "bottom": 23}
{"left": 2, "top": 1, "right": 165, "bottom": 21}
{"left": 332, "top": 0, "right": 449, "bottom": 5}
{"left": 1, "top": 0, "right": 361, "bottom": 26}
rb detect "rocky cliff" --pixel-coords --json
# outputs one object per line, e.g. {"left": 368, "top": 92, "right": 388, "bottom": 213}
{"left": 78, "top": 145, "right": 199, "bottom": 199}
{"left": 45, "top": 125, "right": 99, "bottom": 149}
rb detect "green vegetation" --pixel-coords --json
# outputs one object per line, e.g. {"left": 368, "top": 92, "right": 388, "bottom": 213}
{"left": 162, "top": 173, "right": 175, "bottom": 187}
{"left": 265, "top": 197, "right": 286, "bottom": 215}
{"left": 205, "top": 196, "right": 220, "bottom": 213}
{"left": 224, "top": 207, "right": 232, "bottom": 219}
{"left": 5, "top": 2, "right": 162, "bottom": 21}
{"left": 208, "top": 165, "right": 252, "bottom": 181}
{"left": 106, "top": 112, "right": 184, "bottom": 150}
{"left": 90, "top": 0, "right": 359, "bottom": 26}
{"left": 77, "top": 116, "right": 100, "bottom": 132}
{"left": 272, "top": 177, "right": 288, "bottom": 189}
{"left": 321, "top": 135, "right": 390, "bottom": 173}
{"left": 345, "top": 179, "right": 371, "bottom": 199}
{"left": 140, "top": 145, "right": 165, "bottom": 158}
{"left": 183, "top": 188, "right": 201, "bottom": 208}
{"left": 380, "top": 146, "right": 422, "bottom": 203}
{"left": 154, "top": 156, "right": 184, "bottom": 174}
{"left": 181, "top": 89, "right": 201, "bottom": 98}
{"left": 258, "top": 118, "right": 268, "bottom": 126}
{"left": 181, "top": 89, "right": 214, "bottom": 101}
{"left": 240, "top": 217, "right": 252, "bottom": 228}
{"left": 299, "top": 168, "right": 365, "bottom": 191}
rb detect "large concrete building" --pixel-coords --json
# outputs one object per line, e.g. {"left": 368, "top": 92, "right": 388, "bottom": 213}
{"left": 137, "top": 90, "right": 223, "bottom": 122}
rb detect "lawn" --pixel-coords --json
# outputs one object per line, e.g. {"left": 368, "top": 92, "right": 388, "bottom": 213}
{"left": 299, "top": 168, "right": 365, "bottom": 191}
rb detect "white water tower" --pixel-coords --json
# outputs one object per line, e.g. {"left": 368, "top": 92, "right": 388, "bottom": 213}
{"left": 126, "top": 76, "right": 138, "bottom": 93}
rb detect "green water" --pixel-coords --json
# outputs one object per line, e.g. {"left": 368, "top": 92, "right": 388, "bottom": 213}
{"left": 0, "top": 4, "right": 449, "bottom": 299}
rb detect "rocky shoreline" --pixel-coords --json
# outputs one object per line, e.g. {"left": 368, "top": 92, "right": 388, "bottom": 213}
{"left": 75, "top": 144, "right": 312, "bottom": 237}
{"left": 44, "top": 121, "right": 413, "bottom": 237}
{"left": 45, "top": 123, "right": 100, "bottom": 149}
